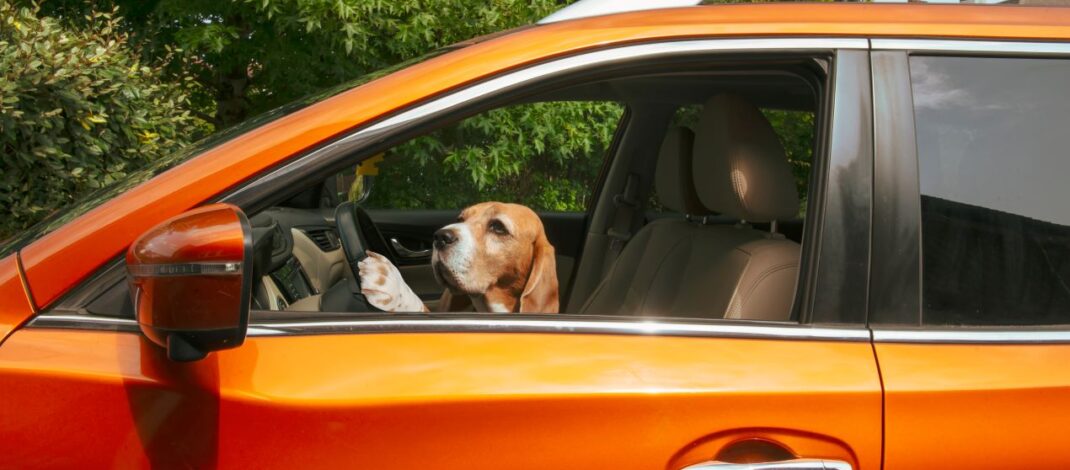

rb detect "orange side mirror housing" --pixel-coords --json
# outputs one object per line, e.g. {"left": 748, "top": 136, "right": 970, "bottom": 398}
{"left": 126, "top": 203, "right": 253, "bottom": 361}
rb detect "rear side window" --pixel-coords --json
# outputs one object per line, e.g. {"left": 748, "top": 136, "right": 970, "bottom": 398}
{"left": 913, "top": 56, "right": 1070, "bottom": 325}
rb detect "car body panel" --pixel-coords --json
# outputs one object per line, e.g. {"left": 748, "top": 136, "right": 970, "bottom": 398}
{"left": 875, "top": 342, "right": 1070, "bottom": 469}
{"left": 0, "top": 255, "right": 34, "bottom": 346}
{"left": 0, "top": 329, "right": 881, "bottom": 468}
{"left": 17, "top": 4, "right": 1070, "bottom": 314}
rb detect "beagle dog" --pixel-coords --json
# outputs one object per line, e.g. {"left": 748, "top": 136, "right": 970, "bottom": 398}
{"left": 358, "top": 202, "right": 559, "bottom": 313}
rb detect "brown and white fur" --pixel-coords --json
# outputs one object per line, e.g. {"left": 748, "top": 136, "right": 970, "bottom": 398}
{"left": 358, "top": 202, "right": 558, "bottom": 313}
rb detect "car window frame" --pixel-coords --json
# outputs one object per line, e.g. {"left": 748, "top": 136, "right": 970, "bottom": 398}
{"left": 868, "top": 39, "right": 1070, "bottom": 342}
{"left": 31, "top": 37, "right": 875, "bottom": 341}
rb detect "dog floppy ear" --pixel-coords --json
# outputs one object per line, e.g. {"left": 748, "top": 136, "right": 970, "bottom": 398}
{"left": 519, "top": 232, "right": 559, "bottom": 313}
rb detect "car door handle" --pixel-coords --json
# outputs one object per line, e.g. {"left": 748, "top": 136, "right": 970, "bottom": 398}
{"left": 390, "top": 238, "right": 432, "bottom": 259}
{"left": 681, "top": 459, "right": 851, "bottom": 470}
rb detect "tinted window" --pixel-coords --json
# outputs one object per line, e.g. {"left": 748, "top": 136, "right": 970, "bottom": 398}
{"left": 913, "top": 56, "right": 1070, "bottom": 325}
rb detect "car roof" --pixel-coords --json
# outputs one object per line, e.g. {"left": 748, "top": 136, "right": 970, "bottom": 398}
{"left": 529, "top": 3, "right": 1070, "bottom": 41}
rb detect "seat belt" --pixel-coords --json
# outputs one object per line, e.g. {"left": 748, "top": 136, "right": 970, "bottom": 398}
{"left": 603, "top": 169, "right": 650, "bottom": 276}
{"left": 600, "top": 121, "right": 668, "bottom": 274}
{"left": 602, "top": 172, "right": 641, "bottom": 273}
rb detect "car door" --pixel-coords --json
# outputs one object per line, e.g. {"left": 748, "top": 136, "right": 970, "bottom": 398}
{"left": 869, "top": 43, "right": 1070, "bottom": 468}
{"left": 0, "top": 40, "right": 880, "bottom": 469}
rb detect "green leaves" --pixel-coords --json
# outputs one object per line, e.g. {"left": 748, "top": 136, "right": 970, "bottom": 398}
{"left": 0, "top": 2, "right": 200, "bottom": 239}
{"left": 762, "top": 108, "right": 815, "bottom": 214}
{"left": 80, "top": 0, "right": 568, "bottom": 126}
{"left": 365, "top": 102, "right": 625, "bottom": 212}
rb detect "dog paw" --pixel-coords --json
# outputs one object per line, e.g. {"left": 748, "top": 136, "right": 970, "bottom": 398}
{"left": 358, "top": 251, "right": 427, "bottom": 312}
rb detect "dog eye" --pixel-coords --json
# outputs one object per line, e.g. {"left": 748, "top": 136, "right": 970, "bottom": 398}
{"left": 488, "top": 219, "right": 509, "bottom": 235}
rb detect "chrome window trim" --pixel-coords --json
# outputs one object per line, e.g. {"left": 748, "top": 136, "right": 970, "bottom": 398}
{"left": 28, "top": 314, "right": 140, "bottom": 333}
{"left": 242, "top": 318, "right": 871, "bottom": 341}
{"left": 33, "top": 313, "right": 1070, "bottom": 344}
{"left": 27, "top": 313, "right": 870, "bottom": 341}
{"left": 872, "top": 39, "right": 1070, "bottom": 55}
{"left": 873, "top": 329, "right": 1070, "bottom": 344}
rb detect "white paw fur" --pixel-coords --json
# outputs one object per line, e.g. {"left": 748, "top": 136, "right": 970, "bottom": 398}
{"left": 358, "top": 251, "right": 427, "bottom": 312}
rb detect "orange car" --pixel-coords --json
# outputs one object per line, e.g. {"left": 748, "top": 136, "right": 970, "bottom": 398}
{"left": 3, "top": 2, "right": 1070, "bottom": 468}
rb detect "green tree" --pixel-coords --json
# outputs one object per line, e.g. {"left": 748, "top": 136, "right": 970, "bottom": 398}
{"left": 32, "top": 0, "right": 569, "bottom": 128}
{"left": 0, "top": 2, "right": 200, "bottom": 238}
{"left": 366, "top": 101, "right": 625, "bottom": 212}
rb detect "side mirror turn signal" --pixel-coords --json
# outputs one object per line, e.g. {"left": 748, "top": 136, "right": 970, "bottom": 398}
{"left": 126, "top": 203, "right": 253, "bottom": 362}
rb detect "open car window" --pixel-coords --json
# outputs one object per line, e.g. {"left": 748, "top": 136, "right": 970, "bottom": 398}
{"left": 249, "top": 60, "right": 826, "bottom": 323}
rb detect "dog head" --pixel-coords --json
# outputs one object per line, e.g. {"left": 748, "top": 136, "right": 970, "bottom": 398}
{"left": 431, "top": 202, "right": 558, "bottom": 313}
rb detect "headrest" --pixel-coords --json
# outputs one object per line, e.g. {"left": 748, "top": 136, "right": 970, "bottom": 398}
{"left": 654, "top": 127, "right": 709, "bottom": 215}
{"left": 692, "top": 94, "right": 799, "bottom": 223}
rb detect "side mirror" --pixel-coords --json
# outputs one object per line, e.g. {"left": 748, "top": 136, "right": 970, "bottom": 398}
{"left": 126, "top": 203, "right": 253, "bottom": 362}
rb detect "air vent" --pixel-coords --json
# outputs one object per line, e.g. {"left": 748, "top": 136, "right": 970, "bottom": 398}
{"left": 303, "top": 228, "right": 340, "bottom": 252}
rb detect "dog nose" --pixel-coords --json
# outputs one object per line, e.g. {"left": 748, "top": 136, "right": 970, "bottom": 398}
{"left": 433, "top": 228, "right": 457, "bottom": 249}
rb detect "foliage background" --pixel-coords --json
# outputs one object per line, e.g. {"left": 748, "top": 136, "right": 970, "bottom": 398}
{"left": 2, "top": 0, "right": 814, "bottom": 240}
{"left": 365, "top": 102, "right": 625, "bottom": 211}
{"left": 0, "top": 2, "right": 200, "bottom": 238}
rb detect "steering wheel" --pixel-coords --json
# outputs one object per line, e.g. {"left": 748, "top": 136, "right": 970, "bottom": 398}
{"left": 326, "top": 201, "right": 390, "bottom": 312}
{"left": 334, "top": 201, "right": 370, "bottom": 287}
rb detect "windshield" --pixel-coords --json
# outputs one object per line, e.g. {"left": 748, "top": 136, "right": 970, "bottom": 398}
{"left": 0, "top": 49, "right": 448, "bottom": 258}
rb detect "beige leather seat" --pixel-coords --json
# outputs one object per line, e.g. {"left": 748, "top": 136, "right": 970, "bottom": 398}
{"left": 580, "top": 94, "right": 801, "bottom": 321}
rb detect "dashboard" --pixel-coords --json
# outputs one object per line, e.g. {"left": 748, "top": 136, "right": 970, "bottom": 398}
{"left": 251, "top": 207, "right": 347, "bottom": 311}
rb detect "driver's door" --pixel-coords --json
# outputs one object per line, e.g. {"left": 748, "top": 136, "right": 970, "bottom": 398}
{"left": 0, "top": 42, "right": 880, "bottom": 469}
{"left": 1, "top": 322, "right": 880, "bottom": 468}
